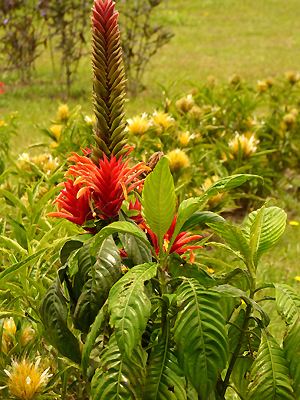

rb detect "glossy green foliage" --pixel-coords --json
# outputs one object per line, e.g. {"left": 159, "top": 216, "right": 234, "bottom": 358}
{"left": 90, "top": 335, "right": 146, "bottom": 400}
{"left": 247, "top": 331, "right": 295, "bottom": 400}
{"left": 40, "top": 279, "right": 81, "bottom": 363}
{"left": 142, "top": 157, "right": 176, "bottom": 251}
{"left": 174, "top": 278, "right": 228, "bottom": 397}
{"left": 108, "top": 263, "right": 157, "bottom": 356}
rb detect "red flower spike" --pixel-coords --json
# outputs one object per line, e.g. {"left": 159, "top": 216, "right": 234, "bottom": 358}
{"left": 48, "top": 179, "right": 93, "bottom": 226}
{"left": 66, "top": 153, "right": 149, "bottom": 220}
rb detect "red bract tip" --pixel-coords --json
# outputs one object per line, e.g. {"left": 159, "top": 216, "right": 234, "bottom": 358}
{"left": 142, "top": 215, "right": 203, "bottom": 257}
{"left": 92, "top": 0, "right": 119, "bottom": 34}
{"left": 48, "top": 179, "right": 93, "bottom": 226}
{"left": 65, "top": 153, "right": 148, "bottom": 220}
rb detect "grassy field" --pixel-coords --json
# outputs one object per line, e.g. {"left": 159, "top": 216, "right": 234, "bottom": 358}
{"left": 2, "top": 0, "right": 300, "bottom": 147}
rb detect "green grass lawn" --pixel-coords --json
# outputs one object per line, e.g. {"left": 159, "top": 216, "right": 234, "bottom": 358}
{"left": 2, "top": 0, "right": 300, "bottom": 147}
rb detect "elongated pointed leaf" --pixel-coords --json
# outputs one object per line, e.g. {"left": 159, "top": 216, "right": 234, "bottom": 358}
{"left": 142, "top": 157, "right": 176, "bottom": 250}
{"left": 181, "top": 211, "right": 225, "bottom": 232}
{"left": 108, "top": 263, "right": 157, "bottom": 356}
{"left": 247, "top": 331, "right": 294, "bottom": 400}
{"left": 74, "top": 237, "right": 122, "bottom": 333}
{"left": 144, "top": 335, "right": 187, "bottom": 400}
{"left": 40, "top": 280, "right": 81, "bottom": 364}
{"left": 119, "top": 233, "right": 152, "bottom": 265}
{"left": 275, "top": 284, "right": 300, "bottom": 326}
{"left": 90, "top": 221, "right": 150, "bottom": 256}
{"left": 243, "top": 207, "right": 286, "bottom": 265}
{"left": 215, "top": 284, "right": 270, "bottom": 326}
{"left": 208, "top": 221, "right": 250, "bottom": 263}
{"left": 91, "top": 335, "right": 146, "bottom": 400}
{"left": 81, "top": 304, "right": 108, "bottom": 374}
{"left": 174, "top": 279, "right": 228, "bottom": 397}
{"left": 284, "top": 318, "right": 300, "bottom": 397}
{"left": 0, "top": 249, "right": 46, "bottom": 282}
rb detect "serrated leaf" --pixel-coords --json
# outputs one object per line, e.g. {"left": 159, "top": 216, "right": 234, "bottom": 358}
{"left": 142, "top": 157, "right": 176, "bottom": 250}
{"left": 73, "top": 237, "right": 122, "bottom": 333}
{"left": 174, "top": 279, "right": 228, "bottom": 397}
{"left": 144, "top": 335, "right": 187, "bottom": 400}
{"left": 284, "top": 318, "right": 300, "bottom": 397}
{"left": 90, "top": 221, "right": 150, "bottom": 256}
{"left": 243, "top": 206, "right": 287, "bottom": 266}
{"left": 90, "top": 335, "right": 146, "bottom": 400}
{"left": 108, "top": 263, "right": 158, "bottom": 356}
{"left": 40, "top": 280, "right": 81, "bottom": 363}
{"left": 247, "top": 330, "right": 295, "bottom": 400}
{"left": 275, "top": 284, "right": 300, "bottom": 326}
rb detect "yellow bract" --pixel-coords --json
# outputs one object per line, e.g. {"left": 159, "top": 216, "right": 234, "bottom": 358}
{"left": 49, "top": 124, "right": 63, "bottom": 141}
{"left": 228, "top": 133, "right": 259, "bottom": 157}
{"left": 175, "top": 94, "right": 195, "bottom": 113}
{"left": 5, "top": 358, "right": 51, "bottom": 400}
{"left": 151, "top": 111, "right": 174, "bottom": 133}
{"left": 56, "top": 104, "right": 70, "bottom": 121}
{"left": 167, "top": 149, "right": 190, "bottom": 172}
{"left": 126, "top": 113, "right": 151, "bottom": 135}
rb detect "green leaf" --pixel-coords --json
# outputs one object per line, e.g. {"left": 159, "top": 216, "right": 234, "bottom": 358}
{"left": 40, "top": 279, "right": 81, "bottom": 364}
{"left": 142, "top": 157, "right": 176, "bottom": 250}
{"left": 81, "top": 304, "right": 108, "bottom": 375}
{"left": 247, "top": 330, "right": 294, "bottom": 400}
{"left": 73, "top": 237, "right": 122, "bottom": 333}
{"left": 203, "top": 174, "right": 260, "bottom": 199}
{"left": 60, "top": 239, "right": 85, "bottom": 265}
{"left": 119, "top": 233, "right": 152, "bottom": 265}
{"left": 243, "top": 206, "right": 287, "bottom": 266}
{"left": 90, "top": 221, "right": 150, "bottom": 256}
{"left": 144, "top": 336, "right": 187, "bottom": 400}
{"left": 207, "top": 221, "right": 250, "bottom": 263}
{"left": 181, "top": 211, "right": 225, "bottom": 232}
{"left": 215, "top": 284, "right": 270, "bottom": 326}
{"left": 275, "top": 284, "right": 300, "bottom": 326}
{"left": 108, "top": 263, "right": 158, "bottom": 356}
{"left": 174, "top": 279, "right": 228, "bottom": 397}
{"left": 90, "top": 335, "right": 146, "bottom": 400}
{"left": 168, "top": 254, "right": 216, "bottom": 288}
{"left": 0, "top": 249, "right": 46, "bottom": 282}
{"left": 284, "top": 318, "right": 300, "bottom": 397}
{"left": 7, "top": 216, "right": 28, "bottom": 250}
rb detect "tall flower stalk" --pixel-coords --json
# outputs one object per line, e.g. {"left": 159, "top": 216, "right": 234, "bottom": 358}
{"left": 91, "top": 0, "right": 127, "bottom": 162}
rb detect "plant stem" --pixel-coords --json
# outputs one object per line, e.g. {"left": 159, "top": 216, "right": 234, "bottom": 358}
{"left": 220, "top": 303, "right": 252, "bottom": 398}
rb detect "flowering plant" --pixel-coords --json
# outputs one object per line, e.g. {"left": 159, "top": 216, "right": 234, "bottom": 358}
{"left": 39, "top": 1, "right": 300, "bottom": 399}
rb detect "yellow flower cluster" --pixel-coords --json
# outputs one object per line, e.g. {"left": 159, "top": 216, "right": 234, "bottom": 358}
{"left": 151, "top": 111, "right": 175, "bottom": 133}
{"left": 17, "top": 153, "right": 59, "bottom": 175}
{"left": 5, "top": 358, "right": 51, "bottom": 400}
{"left": 126, "top": 113, "right": 151, "bottom": 135}
{"left": 56, "top": 104, "right": 70, "bottom": 121}
{"left": 177, "top": 131, "right": 192, "bottom": 147}
{"left": 1, "top": 318, "right": 35, "bottom": 353}
{"left": 167, "top": 149, "right": 190, "bottom": 172}
{"left": 228, "top": 132, "right": 259, "bottom": 158}
{"left": 175, "top": 94, "right": 195, "bottom": 113}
